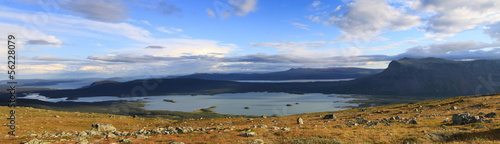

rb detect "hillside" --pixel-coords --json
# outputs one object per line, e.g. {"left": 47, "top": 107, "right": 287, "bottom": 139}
{"left": 342, "top": 57, "right": 500, "bottom": 96}
{"left": 2, "top": 93, "right": 499, "bottom": 143}
{"left": 176, "top": 67, "right": 383, "bottom": 80}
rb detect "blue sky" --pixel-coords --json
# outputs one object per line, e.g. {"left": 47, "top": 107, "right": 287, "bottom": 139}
{"left": 1, "top": 0, "right": 500, "bottom": 80}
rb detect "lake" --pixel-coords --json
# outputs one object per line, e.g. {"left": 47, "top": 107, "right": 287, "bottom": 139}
{"left": 20, "top": 92, "right": 364, "bottom": 116}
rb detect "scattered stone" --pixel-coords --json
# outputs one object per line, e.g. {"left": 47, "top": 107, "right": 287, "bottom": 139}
{"left": 244, "top": 107, "right": 250, "bottom": 109}
{"left": 286, "top": 104, "right": 293, "bottom": 106}
{"left": 270, "top": 126, "right": 280, "bottom": 130}
{"left": 452, "top": 113, "right": 482, "bottom": 125}
{"left": 136, "top": 134, "right": 148, "bottom": 139}
{"left": 297, "top": 118, "right": 304, "bottom": 124}
{"left": 386, "top": 133, "right": 393, "bottom": 136}
{"left": 261, "top": 115, "right": 267, "bottom": 118}
{"left": 249, "top": 139, "right": 264, "bottom": 144}
{"left": 281, "top": 127, "right": 291, "bottom": 131}
{"left": 241, "top": 132, "right": 257, "bottom": 137}
{"left": 409, "top": 120, "right": 418, "bottom": 124}
{"left": 77, "top": 139, "right": 89, "bottom": 144}
{"left": 323, "top": 114, "right": 336, "bottom": 119}
{"left": 257, "top": 124, "right": 267, "bottom": 128}
{"left": 476, "top": 125, "right": 486, "bottom": 129}
{"left": 91, "top": 123, "right": 116, "bottom": 132}
{"left": 119, "top": 138, "right": 132, "bottom": 143}
{"left": 169, "top": 142, "right": 185, "bottom": 144}
{"left": 450, "top": 106, "right": 458, "bottom": 110}
{"left": 54, "top": 115, "right": 60, "bottom": 118}
{"left": 484, "top": 112, "right": 497, "bottom": 118}
{"left": 459, "top": 127, "right": 471, "bottom": 130}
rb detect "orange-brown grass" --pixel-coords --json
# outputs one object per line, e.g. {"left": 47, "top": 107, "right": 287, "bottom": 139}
{"left": 1, "top": 93, "right": 499, "bottom": 143}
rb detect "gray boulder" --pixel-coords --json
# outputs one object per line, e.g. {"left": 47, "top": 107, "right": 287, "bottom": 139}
{"left": 91, "top": 123, "right": 116, "bottom": 132}
{"left": 297, "top": 118, "right": 304, "bottom": 124}
{"left": 452, "top": 113, "right": 481, "bottom": 125}
{"left": 323, "top": 114, "right": 336, "bottom": 119}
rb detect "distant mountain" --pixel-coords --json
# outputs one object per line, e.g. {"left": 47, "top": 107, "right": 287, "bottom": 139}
{"left": 12, "top": 57, "right": 500, "bottom": 98}
{"left": 176, "top": 67, "right": 384, "bottom": 80}
{"left": 340, "top": 57, "right": 500, "bottom": 96}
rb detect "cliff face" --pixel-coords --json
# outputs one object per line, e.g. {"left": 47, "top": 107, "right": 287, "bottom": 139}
{"left": 347, "top": 58, "right": 500, "bottom": 96}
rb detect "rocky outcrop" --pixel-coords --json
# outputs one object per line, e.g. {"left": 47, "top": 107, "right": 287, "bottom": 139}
{"left": 91, "top": 123, "right": 116, "bottom": 132}
{"left": 452, "top": 113, "right": 481, "bottom": 125}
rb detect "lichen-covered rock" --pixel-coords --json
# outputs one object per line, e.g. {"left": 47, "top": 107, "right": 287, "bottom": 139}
{"left": 452, "top": 113, "right": 481, "bottom": 125}
{"left": 91, "top": 123, "right": 116, "bottom": 132}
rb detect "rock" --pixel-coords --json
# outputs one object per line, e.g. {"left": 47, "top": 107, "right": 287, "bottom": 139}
{"left": 261, "top": 115, "right": 267, "bottom": 118}
{"left": 281, "top": 127, "right": 291, "bottom": 131}
{"left": 54, "top": 115, "right": 60, "bottom": 118}
{"left": 119, "top": 138, "right": 132, "bottom": 143}
{"left": 452, "top": 113, "right": 481, "bottom": 125}
{"left": 484, "top": 112, "right": 497, "bottom": 118}
{"left": 270, "top": 126, "right": 280, "bottom": 130}
{"left": 91, "top": 123, "right": 116, "bottom": 132}
{"left": 244, "top": 107, "right": 250, "bottom": 109}
{"left": 249, "top": 139, "right": 264, "bottom": 144}
{"left": 323, "top": 114, "right": 336, "bottom": 119}
{"left": 241, "top": 132, "right": 257, "bottom": 137}
{"left": 286, "top": 104, "right": 293, "bottom": 106}
{"left": 478, "top": 112, "right": 486, "bottom": 115}
{"left": 450, "top": 106, "right": 458, "bottom": 110}
{"left": 459, "top": 127, "right": 471, "bottom": 130}
{"left": 297, "top": 118, "right": 304, "bottom": 124}
{"left": 257, "top": 124, "right": 267, "bottom": 128}
{"left": 136, "top": 134, "right": 148, "bottom": 139}
{"left": 169, "top": 142, "right": 185, "bottom": 144}
{"left": 476, "top": 125, "right": 486, "bottom": 129}
{"left": 409, "top": 120, "right": 418, "bottom": 124}
{"left": 105, "top": 133, "right": 116, "bottom": 138}
{"left": 25, "top": 138, "right": 41, "bottom": 144}
{"left": 386, "top": 133, "right": 393, "bottom": 136}
{"left": 77, "top": 139, "right": 89, "bottom": 144}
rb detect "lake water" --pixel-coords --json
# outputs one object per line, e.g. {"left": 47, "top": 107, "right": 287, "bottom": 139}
{"left": 20, "top": 92, "right": 363, "bottom": 116}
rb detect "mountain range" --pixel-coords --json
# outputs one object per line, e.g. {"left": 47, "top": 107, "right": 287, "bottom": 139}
{"left": 6, "top": 57, "right": 500, "bottom": 98}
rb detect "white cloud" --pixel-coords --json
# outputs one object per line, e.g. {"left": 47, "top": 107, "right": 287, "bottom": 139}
{"left": 91, "top": 38, "right": 236, "bottom": 61}
{"left": 61, "top": 0, "right": 128, "bottom": 23}
{"left": 228, "top": 0, "right": 258, "bottom": 16}
{"left": 291, "top": 22, "right": 310, "bottom": 30}
{"left": 327, "top": 0, "right": 420, "bottom": 42}
{"left": 156, "top": 27, "right": 183, "bottom": 34}
{"left": 206, "top": 8, "right": 216, "bottom": 18}
{"left": 0, "top": 6, "right": 153, "bottom": 42}
{"left": 32, "top": 55, "right": 80, "bottom": 61}
{"left": 249, "top": 40, "right": 362, "bottom": 57}
{"left": 412, "top": 0, "right": 500, "bottom": 40}
{"left": 311, "top": 1, "right": 321, "bottom": 7}
{"left": 0, "top": 22, "right": 63, "bottom": 47}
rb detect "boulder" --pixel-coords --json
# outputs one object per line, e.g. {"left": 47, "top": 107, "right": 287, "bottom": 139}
{"left": 452, "top": 113, "right": 481, "bottom": 125}
{"left": 409, "top": 119, "right": 418, "bottom": 124}
{"left": 323, "top": 114, "right": 336, "bottom": 119}
{"left": 91, "top": 123, "right": 116, "bottom": 132}
{"left": 241, "top": 132, "right": 257, "bottom": 137}
{"left": 297, "top": 118, "right": 304, "bottom": 124}
{"left": 484, "top": 112, "right": 497, "bottom": 118}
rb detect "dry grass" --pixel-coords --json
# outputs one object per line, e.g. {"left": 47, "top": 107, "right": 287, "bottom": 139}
{"left": 0, "top": 94, "right": 499, "bottom": 143}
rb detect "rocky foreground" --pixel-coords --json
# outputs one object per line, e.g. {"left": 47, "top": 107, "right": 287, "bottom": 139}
{"left": 1, "top": 94, "right": 499, "bottom": 143}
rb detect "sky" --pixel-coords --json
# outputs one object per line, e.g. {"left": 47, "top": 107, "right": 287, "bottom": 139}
{"left": 1, "top": 0, "right": 500, "bottom": 80}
